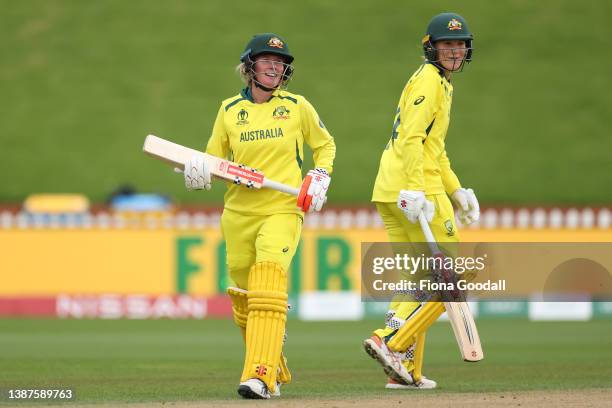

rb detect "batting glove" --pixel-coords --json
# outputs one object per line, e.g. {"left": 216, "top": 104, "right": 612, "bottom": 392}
{"left": 297, "top": 168, "right": 331, "bottom": 212}
{"left": 183, "top": 155, "right": 211, "bottom": 191}
{"left": 397, "top": 190, "right": 434, "bottom": 223}
{"left": 451, "top": 188, "right": 480, "bottom": 224}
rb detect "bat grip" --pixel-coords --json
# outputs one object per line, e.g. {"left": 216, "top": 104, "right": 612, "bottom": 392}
{"left": 262, "top": 179, "right": 300, "bottom": 196}
{"left": 418, "top": 212, "right": 441, "bottom": 255}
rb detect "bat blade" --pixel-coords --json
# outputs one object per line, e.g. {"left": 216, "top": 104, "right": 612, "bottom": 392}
{"left": 143, "top": 134, "right": 265, "bottom": 189}
{"left": 143, "top": 134, "right": 201, "bottom": 171}
{"left": 445, "top": 301, "right": 484, "bottom": 362}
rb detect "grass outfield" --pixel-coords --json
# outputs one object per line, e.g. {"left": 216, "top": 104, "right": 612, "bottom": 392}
{"left": 0, "top": 318, "right": 611, "bottom": 404}
{"left": 1, "top": 1, "right": 612, "bottom": 205}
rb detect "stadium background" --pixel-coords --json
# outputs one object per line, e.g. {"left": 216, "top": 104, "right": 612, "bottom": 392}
{"left": 1, "top": 0, "right": 611, "bottom": 404}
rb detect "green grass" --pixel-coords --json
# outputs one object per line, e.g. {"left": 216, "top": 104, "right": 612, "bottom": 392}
{"left": 0, "top": 318, "right": 611, "bottom": 403}
{"left": 1, "top": 1, "right": 612, "bottom": 204}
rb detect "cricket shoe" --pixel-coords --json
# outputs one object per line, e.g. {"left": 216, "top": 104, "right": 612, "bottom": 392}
{"left": 271, "top": 382, "right": 282, "bottom": 397}
{"left": 363, "top": 335, "right": 414, "bottom": 384}
{"left": 385, "top": 376, "right": 437, "bottom": 390}
{"left": 237, "top": 378, "right": 270, "bottom": 399}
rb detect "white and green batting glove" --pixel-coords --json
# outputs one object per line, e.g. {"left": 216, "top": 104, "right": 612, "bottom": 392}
{"left": 451, "top": 188, "right": 480, "bottom": 225}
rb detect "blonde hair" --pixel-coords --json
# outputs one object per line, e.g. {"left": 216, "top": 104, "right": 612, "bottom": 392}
{"left": 235, "top": 62, "right": 252, "bottom": 85}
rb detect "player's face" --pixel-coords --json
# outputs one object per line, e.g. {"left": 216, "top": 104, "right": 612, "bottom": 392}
{"left": 253, "top": 54, "right": 287, "bottom": 89}
{"left": 435, "top": 40, "right": 467, "bottom": 71}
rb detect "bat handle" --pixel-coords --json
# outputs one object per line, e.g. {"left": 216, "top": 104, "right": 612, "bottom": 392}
{"left": 418, "top": 212, "right": 441, "bottom": 255}
{"left": 262, "top": 179, "right": 300, "bottom": 196}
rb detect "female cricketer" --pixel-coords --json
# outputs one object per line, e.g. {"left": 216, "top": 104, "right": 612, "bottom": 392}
{"left": 363, "top": 13, "right": 480, "bottom": 389}
{"left": 183, "top": 33, "right": 335, "bottom": 399}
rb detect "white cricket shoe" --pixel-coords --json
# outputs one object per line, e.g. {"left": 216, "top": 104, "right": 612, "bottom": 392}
{"left": 271, "top": 382, "right": 281, "bottom": 397}
{"left": 363, "top": 335, "right": 414, "bottom": 384}
{"left": 385, "top": 376, "right": 437, "bottom": 390}
{"left": 238, "top": 378, "right": 270, "bottom": 399}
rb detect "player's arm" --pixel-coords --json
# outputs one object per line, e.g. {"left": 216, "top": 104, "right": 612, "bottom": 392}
{"left": 439, "top": 149, "right": 461, "bottom": 195}
{"left": 439, "top": 149, "right": 480, "bottom": 224}
{"left": 300, "top": 97, "right": 336, "bottom": 174}
{"left": 298, "top": 97, "right": 336, "bottom": 212}
{"left": 185, "top": 104, "right": 229, "bottom": 191}
{"left": 398, "top": 74, "right": 439, "bottom": 190}
{"left": 395, "top": 74, "right": 438, "bottom": 223}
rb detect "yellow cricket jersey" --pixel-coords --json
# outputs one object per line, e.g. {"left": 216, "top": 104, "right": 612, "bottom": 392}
{"left": 206, "top": 87, "right": 336, "bottom": 215}
{"left": 372, "top": 63, "right": 462, "bottom": 202}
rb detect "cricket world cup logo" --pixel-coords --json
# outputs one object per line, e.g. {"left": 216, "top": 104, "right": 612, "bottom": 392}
{"left": 236, "top": 109, "right": 249, "bottom": 125}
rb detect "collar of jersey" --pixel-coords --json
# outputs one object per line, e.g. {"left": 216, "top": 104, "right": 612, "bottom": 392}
{"left": 425, "top": 62, "right": 452, "bottom": 85}
{"left": 425, "top": 62, "right": 445, "bottom": 78}
{"left": 241, "top": 86, "right": 282, "bottom": 103}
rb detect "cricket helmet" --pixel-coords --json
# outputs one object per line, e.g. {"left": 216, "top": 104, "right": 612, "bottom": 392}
{"left": 422, "top": 13, "right": 473, "bottom": 70}
{"left": 240, "top": 33, "right": 294, "bottom": 90}
{"left": 240, "top": 33, "right": 294, "bottom": 64}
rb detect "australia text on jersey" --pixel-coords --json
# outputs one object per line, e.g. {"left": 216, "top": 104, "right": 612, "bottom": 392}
{"left": 240, "top": 127, "right": 284, "bottom": 142}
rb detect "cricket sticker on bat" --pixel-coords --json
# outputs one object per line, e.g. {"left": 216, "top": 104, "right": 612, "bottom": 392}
{"left": 417, "top": 212, "right": 484, "bottom": 362}
{"left": 143, "top": 134, "right": 300, "bottom": 196}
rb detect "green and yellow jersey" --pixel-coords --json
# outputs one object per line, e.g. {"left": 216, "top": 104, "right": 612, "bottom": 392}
{"left": 372, "top": 63, "right": 461, "bottom": 202}
{"left": 206, "top": 87, "right": 335, "bottom": 215}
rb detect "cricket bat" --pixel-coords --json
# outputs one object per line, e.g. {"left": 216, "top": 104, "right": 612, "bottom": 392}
{"left": 143, "top": 134, "right": 300, "bottom": 196}
{"left": 417, "top": 212, "right": 484, "bottom": 362}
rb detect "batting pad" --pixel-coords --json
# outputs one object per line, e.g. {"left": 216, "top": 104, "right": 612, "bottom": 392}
{"left": 278, "top": 353, "right": 292, "bottom": 384}
{"left": 227, "top": 287, "right": 248, "bottom": 340}
{"left": 412, "top": 332, "right": 427, "bottom": 382}
{"left": 229, "top": 285, "right": 292, "bottom": 385}
{"left": 241, "top": 261, "right": 288, "bottom": 392}
{"left": 387, "top": 302, "right": 445, "bottom": 352}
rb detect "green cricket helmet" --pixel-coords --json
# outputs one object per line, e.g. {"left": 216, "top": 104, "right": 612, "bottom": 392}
{"left": 240, "top": 33, "right": 294, "bottom": 64}
{"left": 422, "top": 13, "right": 473, "bottom": 70}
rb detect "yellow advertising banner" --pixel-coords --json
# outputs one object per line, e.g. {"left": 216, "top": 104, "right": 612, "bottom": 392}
{"left": 0, "top": 228, "right": 610, "bottom": 296}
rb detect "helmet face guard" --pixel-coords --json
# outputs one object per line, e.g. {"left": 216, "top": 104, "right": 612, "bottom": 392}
{"left": 241, "top": 52, "right": 294, "bottom": 90}
{"left": 240, "top": 33, "right": 295, "bottom": 90}
{"left": 422, "top": 13, "right": 474, "bottom": 73}
{"left": 423, "top": 35, "right": 473, "bottom": 72}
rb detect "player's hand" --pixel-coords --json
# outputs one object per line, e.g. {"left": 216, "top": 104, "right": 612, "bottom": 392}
{"left": 397, "top": 190, "right": 434, "bottom": 223}
{"left": 183, "top": 155, "right": 211, "bottom": 191}
{"left": 451, "top": 188, "right": 480, "bottom": 224}
{"left": 297, "top": 168, "right": 331, "bottom": 212}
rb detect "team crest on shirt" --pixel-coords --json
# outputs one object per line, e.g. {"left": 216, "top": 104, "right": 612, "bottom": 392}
{"left": 236, "top": 108, "right": 249, "bottom": 125}
{"left": 445, "top": 219, "right": 455, "bottom": 237}
{"left": 448, "top": 18, "right": 463, "bottom": 31}
{"left": 273, "top": 105, "right": 291, "bottom": 120}
{"left": 268, "top": 37, "right": 284, "bottom": 49}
